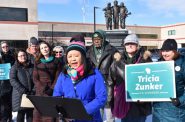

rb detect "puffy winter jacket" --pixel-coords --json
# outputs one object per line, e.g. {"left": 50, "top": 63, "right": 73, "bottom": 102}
{"left": 153, "top": 54, "right": 185, "bottom": 122}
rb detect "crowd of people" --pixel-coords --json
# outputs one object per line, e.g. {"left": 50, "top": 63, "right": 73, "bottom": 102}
{"left": 0, "top": 29, "right": 185, "bottom": 122}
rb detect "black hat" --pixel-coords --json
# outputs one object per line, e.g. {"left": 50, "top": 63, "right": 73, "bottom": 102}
{"left": 70, "top": 34, "right": 85, "bottom": 44}
{"left": 30, "top": 37, "right": 39, "bottom": 45}
{"left": 161, "top": 39, "right": 177, "bottom": 51}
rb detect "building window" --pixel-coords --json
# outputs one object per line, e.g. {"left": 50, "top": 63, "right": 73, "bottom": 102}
{"left": 137, "top": 34, "right": 158, "bottom": 39}
{"left": 0, "top": 7, "right": 28, "bottom": 21}
{"left": 0, "top": 40, "right": 28, "bottom": 50}
{"left": 168, "top": 30, "right": 176, "bottom": 35}
{"left": 182, "top": 44, "right": 185, "bottom": 47}
{"left": 38, "top": 31, "right": 93, "bottom": 37}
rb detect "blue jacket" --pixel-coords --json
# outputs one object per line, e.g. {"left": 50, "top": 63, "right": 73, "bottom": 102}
{"left": 153, "top": 55, "right": 185, "bottom": 122}
{"left": 53, "top": 68, "right": 107, "bottom": 122}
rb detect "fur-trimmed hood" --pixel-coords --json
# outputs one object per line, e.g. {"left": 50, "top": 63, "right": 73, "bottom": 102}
{"left": 114, "top": 50, "right": 151, "bottom": 62}
{"left": 26, "top": 47, "right": 38, "bottom": 57}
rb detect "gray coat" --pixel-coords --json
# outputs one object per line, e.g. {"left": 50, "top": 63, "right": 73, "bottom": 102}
{"left": 10, "top": 61, "right": 34, "bottom": 112}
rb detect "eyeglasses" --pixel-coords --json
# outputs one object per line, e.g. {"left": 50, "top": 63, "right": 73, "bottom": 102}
{"left": 18, "top": 55, "right": 26, "bottom": 57}
{"left": 55, "top": 51, "right": 62, "bottom": 54}
{"left": 2, "top": 46, "right": 8, "bottom": 48}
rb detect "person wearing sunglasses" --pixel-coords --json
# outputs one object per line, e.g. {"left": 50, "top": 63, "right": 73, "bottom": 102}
{"left": 0, "top": 41, "right": 15, "bottom": 122}
{"left": 53, "top": 46, "right": 65, "bottom": 65}
{"left": 53, "top": 46, "right": 64, "bottom": 58}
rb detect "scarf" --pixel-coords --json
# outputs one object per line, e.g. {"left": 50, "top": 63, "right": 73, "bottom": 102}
{"left": 93, "top": 46, "right": 102, "bottom": 66}
{"left": 124, "top": 49, "right": 142, "bottom": 64}
{"left": 40, "top": 56, "right": 54, "bottom": 63}
{"left": 66, "top": 64, "right": 84, "bottom": 84}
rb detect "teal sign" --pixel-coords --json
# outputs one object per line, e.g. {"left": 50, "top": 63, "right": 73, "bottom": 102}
{"left": 125, "top": 61, "right": 176, "bottom": 102}
{"left": 0, "top": 63, "right": 11, "bottom": 80}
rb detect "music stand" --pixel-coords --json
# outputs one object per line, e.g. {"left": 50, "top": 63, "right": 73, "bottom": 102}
{"left": 27, "top": 95, "right": 92, "bottom": 121}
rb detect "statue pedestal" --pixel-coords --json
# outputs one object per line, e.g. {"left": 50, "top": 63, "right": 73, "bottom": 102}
{"left": 105, "top": 29, "right": 129, "bottom": 51}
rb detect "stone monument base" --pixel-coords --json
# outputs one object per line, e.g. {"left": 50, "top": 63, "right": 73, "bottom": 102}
{"left": 105, "top": 29, "right": 129, "bottom": 51}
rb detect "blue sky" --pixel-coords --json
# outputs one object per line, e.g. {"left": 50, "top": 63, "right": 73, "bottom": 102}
{"left": 38, "top": 0, "right": 185, "bottom": 26}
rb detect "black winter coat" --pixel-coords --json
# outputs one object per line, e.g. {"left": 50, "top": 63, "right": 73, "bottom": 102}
{"left": 87, "top": 41, "right": 118, "bottom": 107}
{"left": 0, "top": 50, "right": 15, "bottom": 97}
{"left": 108, "top": 48, "right": 152, "bottom": 118}
{"left": 10, "top": 61, "right": 34, "bottom": 112}
{"left": 27, "top": 53, "right": 35, "bottom": 65}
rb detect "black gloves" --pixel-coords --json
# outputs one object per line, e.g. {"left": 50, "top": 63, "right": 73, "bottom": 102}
{"left": 26, "top": 91, "right": 35, "bottom": 95}
{"left": 170, "top": 97, "right": 180, "bottom": 107}
{"left": 44, "top": 86, "right": 53, "bottom": 96}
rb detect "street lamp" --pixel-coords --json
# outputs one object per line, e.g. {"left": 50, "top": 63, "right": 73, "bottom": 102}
{"left": 94, "top": 6, "right": 100, "bottom": 32}
{"left": 51, "top": 24, "right": 56, "bottom": 47}
{"left": 51, "top": 24, "right": 54, "bottom": 43}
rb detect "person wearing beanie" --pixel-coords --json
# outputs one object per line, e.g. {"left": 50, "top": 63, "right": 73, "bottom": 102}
{"left": 108, "top": 34, "right": 152, "bottom": 122}
{"left": 92, "top": 30, "right": 104, "bottom": 49}
{"left": 87, "top": 29, "right": 117, "bottom": 122}
{"left": 153, "top": 39, "right": 185, "bottom": 121}
{"left": 66, "top": 41, "right": 86, "bottom": 57}
{"left": 161, "top": 39, "right": 177, "bottom": 51}
{"left": 26, "top": 37, "right": 39, "bottom": 64}
{"left": 53, "top": 41, "right": 107, "bottom": 122}
{"left": 30, "top": 37, "right": 39, "bottom": 45}
{"left": 124, "top": 34, "right": 139, "bottom": 45}
{"left": 70, "top": 34, "right": 85, "bottom": 44}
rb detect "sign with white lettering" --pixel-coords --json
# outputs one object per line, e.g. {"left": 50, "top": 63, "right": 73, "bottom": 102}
{"left": 125, "top": 61, "right": 176, "bottom": 102}
{"left": 0, "top": 63, "right": 11, "bottom": 80}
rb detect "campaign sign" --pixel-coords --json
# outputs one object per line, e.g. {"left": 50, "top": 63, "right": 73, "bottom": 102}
{"left": 0, "top": 63, "right": 11, "bottom": 80}
{"left": 125, "top": 61, "right": 176, "bottom": 102}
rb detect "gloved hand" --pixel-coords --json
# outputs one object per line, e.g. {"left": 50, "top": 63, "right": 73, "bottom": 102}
{"left": 170, "top": 97, "right": 180, "bottom": 107}
{"left": 26, "top": 91, "right": 36, "bottom": 95}
{"left": 137, "top": 100, "right": 140, "bottom": 103}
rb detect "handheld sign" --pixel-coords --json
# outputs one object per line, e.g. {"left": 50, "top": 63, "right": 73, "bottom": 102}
{"left": 0, "top": 63, "right": 11, "bottom": 80}
{"left": 125, "top": 61, "right": 176, "bottom": 102}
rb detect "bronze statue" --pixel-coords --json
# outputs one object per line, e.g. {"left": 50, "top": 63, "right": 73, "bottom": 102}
{"left": 103, "top": 1, "right": 131, "bottom": 29}
{"left": 103, "top": 2, "right": 113, "bottom": 30}
{"left": 120, "top": 2, "right": 131, "bottom": 29}
{"left": 112, "top": 0, "right": 120, "bottom": 29}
